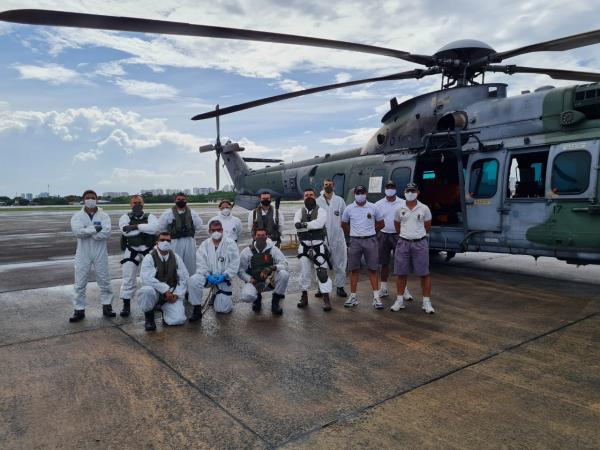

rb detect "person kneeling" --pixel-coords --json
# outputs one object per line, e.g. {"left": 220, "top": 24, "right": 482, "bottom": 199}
{"left": 188, "top": 220, "right": 240, "bottom": 320}
{"left": 137, "top": 232, "right": 188, "bottom": 331}
{"left": 238, "top": 228, "right": 289, "bottom": 315}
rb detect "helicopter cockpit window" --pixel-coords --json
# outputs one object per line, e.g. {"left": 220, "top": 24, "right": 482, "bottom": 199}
{"left": 332, "top": 174, "right": 345, "bottom": 197}
{"left": 391, "top": 167, "right": 411, "bottom": 198}
{"left": 551, "top": 151, "right": 591, "bottom": 195}
{"left": 507, "top": 151, "right": 549, "bottom": 199}
{"left": 469, "top": 159, "right": 498, "bottom": 198}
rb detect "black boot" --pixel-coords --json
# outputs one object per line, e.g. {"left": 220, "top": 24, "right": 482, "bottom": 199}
{"left": 69, "top": 309, "right": 85, "bottom": 323}
{"left": 323, "top": 293, "right": 332, "bottom": 312}
{"left": 144, "top": 311, "right": 156, "bottom": 331}
{"left": 336, "top": 287, "right": 348, "bottom": 298}
{"left": 315, "top": 290, "right": 323, "bottom": 298}
{"left": 297, "top": 291, "right": 308, "bottom": 308}
{"left": 120, "top": 299, "right": 130, "bottom": 317}
{"left": 189, "top": 305, "right": 203, "bottom": 322}
{"left": 272, "top": 293, "right": 284, "bottom": 315}
{"left": 103, "top": 304, "right": 116, "bottom": 318}
{"left": 252, "top": 293, "right": 262, "bottom": 313}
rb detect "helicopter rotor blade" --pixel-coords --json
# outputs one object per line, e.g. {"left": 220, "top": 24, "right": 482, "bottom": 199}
{"left": 487, "top": 65, "right": 600, "bottom": 82}
{"left": 490, "top": 28, "right": 600, "bottom": 62}
{"left": 0, "top": 9, "right": 434, "bottom": 65}
{"left": 192, "top": 68, "right": 439, "bottom": 121}
{"left": 215, "top": 153, "right": 220, "bottom": 191}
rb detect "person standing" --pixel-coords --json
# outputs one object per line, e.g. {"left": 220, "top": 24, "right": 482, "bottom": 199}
{"left": 295, "top": 188, "right": 333, "bottom": 311}
{"left": 238, "top": 228, "right": 289, "bottom": 315}
{"left": 316, "top": 178, "right": 348, "bottom": 298}
{"left": 69, "top": 189, "right": 114, "bottom": 322}
{"left": 375, "top": 180, "right": 413, "bottom": 302}
{"left": 188, "top": 220, "right": 240, "bottom": 320}
{"left": 341, "top": 185, "right": 385, "bottom": 310}
{"left": 118, "top": 195, "right": 159, "bottom": 317}
{"left": 393, "top": 183, "right": 435, "bottom": 314}
{"left": 248, "top": 191, "right": 285, "bottom": 247}
{"left": 137, "top": 232, "right": 189, "bottom": 330}
{"left": 158, "top": 192, "right": 203, "bottom": 276}
{"left": 209, "top": 199, "right": 242, "bottom": 242}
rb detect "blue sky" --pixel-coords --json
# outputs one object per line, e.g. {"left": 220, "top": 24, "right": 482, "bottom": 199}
{"left": 0, "top": 0, "right": 599, "bottom": 196}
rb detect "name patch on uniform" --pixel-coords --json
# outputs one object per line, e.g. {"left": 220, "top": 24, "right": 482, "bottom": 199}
{"left": 218, "top": 257, "right": 225, "bottom": 262}
{"left": 334, "top": 211, "right": 340, "bottom": 216}
{"left": 367, "top": 213, "right": 372, "bottom": 219}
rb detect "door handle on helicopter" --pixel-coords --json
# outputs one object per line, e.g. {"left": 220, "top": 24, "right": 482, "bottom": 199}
{"left": 572, "top": 205, "right": 600, "bottom": 215}
{"left": 497, "top": 207, "right": 511, "bottom": 214}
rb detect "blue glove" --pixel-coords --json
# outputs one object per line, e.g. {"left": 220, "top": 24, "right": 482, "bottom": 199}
{"left": 215, "top": 274, "right": 226, "bottom": 284}
{"left": 206, "top": 274, "right": 218, "bottom": 285}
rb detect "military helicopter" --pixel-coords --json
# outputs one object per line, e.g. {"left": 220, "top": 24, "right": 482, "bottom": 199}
{"left": 2, "top": 9, "right": 600, "bottom": 265}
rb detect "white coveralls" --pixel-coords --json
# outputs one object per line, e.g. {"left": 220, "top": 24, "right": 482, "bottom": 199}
{"left": 137, "top": 250, "right": 188, "bottom": 325}
{"left": 238, "top": 241, "right": 290, "bottom": 303}
{"left": 294, "top": 207, "right": 332, "bottom": 294}
{"left": 208, "top": 213, "right": 243, "bottom": 242}
{"left": 158, "top": 208, "right": 203, "bottom": 276}
{"left": 316, "top": 193, "right": 347, "bottom": 288}
{"left": 188, "top": 237, "right": 240, "bottom": 313}
{"left": 70, "top": 208, "right": 114, "bottom": 310}
{"left": 119, "top": 213, "right": 159, "bottom": 300}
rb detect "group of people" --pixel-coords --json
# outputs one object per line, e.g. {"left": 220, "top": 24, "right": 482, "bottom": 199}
{"left": 68, "top": 178, "right": 434, "bottom": 331}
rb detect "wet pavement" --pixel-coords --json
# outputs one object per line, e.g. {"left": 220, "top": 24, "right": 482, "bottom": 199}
{"left": 0, "top": 206, "right": 599, "bottom": 449}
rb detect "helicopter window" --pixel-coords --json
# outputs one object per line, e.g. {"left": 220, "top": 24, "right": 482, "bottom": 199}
{"left": 469, "top": 159, "right": 498, "bottom": 198}
{"left": 332, "top": 174, "right": 345, "bottom": 197}
{"left": 391, "top": 167, "right": 411, "bottom": 198}
{"left": 508, "top": 151, "right": 548, "bottom": 199}
{"left": 551, "top": 151, "right": 591, "bottom": 195}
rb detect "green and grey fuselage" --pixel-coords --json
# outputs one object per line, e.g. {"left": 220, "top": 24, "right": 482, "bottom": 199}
{"left": 222, "top": 82, "right": 600, "bottom": 264}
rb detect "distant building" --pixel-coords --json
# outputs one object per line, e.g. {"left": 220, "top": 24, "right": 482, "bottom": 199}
{"left": 166, "top": 189, "right": 180, "bottom": 195}
{"left": 37, "top": 192, "right": 49, "bottom": 198}
{"left": 26, "top": 193, "right": 33, "bottom": 201}
{"left": 102, "top": 191, "right": 129, "bottom": 198}
{"left": 141, "top": 189, "right": 164, "bottom": 196}
{"left": 222, "top": 184, "right": 234, "bottom": 192}
{"left": 193, "top": 187, "right": 213, "bottom": 195}
{"left": 184, "top": 189, "right": 191, "bottom": 195}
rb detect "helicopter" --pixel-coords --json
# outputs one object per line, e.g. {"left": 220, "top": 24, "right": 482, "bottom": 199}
{"left": 1, "top": 9, "right": 600, "bottom": 265}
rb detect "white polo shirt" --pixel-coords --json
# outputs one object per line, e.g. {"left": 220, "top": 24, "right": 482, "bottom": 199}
{"left": 375, "top": 196, "right": 405, "bottom": 234}
{"left": 341, "top": 201, "right": 383, "bottom": 237}
{"left": 394, "top": 201, "right": 432, "bottom": 240}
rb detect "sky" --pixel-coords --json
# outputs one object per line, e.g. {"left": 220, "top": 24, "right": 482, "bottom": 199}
{"left": 0, "top": 0, "right": 599, "bottom": 197}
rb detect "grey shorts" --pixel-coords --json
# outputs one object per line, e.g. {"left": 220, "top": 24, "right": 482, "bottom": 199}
{"left": 377, "top": 232, "right": 398, "bottom": 265}
{"left": 348, "top": 236, "right": 379, "bottom": 271}
{"left": 393, "top": 238, "right": 430, "bottom": 277}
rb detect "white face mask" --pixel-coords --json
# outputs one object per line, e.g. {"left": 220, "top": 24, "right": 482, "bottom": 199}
{"left": 220, "top": 208, "right": 231, "bottom": 216}
{"left": 84, "top": 199, "right": 96, "bottom": 209}
{"left": 355, "top": 194, "right": 367, "bottom": 203}
{"left": 385, "top": 189, "right": 396, "bottom": 197}
{"left": 211, "top": 231, "right": 223, "bottom": 240}
{"left": 405, "top": 192, "right": 418, "bottom": 201}
{"left": 157, "top": 241, "right": 171, "bottom": 252}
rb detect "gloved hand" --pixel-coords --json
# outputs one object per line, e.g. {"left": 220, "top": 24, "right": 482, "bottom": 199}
{"left": 215, "top": 274, "right": 227, "bottom": 284}
{"left": 295, "top": 222, "right": 308, "bottom": 229}
{"left": 206, "top": 274, "right": 218, "bottom": 285}
{"left": 122, "top": 225, "right": 137, "bottom": 233}
{"left": 260, "top": 266, "right": 275, "bottom": 280}
{"left": 94, "top": 226, "right": 103, "bottom": 233}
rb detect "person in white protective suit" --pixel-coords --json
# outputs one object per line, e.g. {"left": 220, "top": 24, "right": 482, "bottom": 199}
{"left": 295, "top": 188, "right": 333, "bottom": 312}
{"left": 208, "top": 199, "right": 243, "bottom": 242}
{"left": 188, "top": 219, "right": 240, "bottom": 320}
{"left": 238, "top": 227, "right": 289, "bottom": 315}
{"left": 158, "top": 192, "right": 203, "bottom": 276}
{"left": 118, "top": 195, "right": 159, "bottom": 317}
{"left": 138, "top": 231, "right": 189, "bottom": 330}
{"left": 69, "top": 189, "right": 114, "bottom": 322}
{"left": 316, "top": 178, "right": 348, "bottom": 298}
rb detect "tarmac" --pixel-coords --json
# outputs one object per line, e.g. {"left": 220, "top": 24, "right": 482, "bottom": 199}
{"left": 0, "top": 205, "right": 599, "bottom": 449}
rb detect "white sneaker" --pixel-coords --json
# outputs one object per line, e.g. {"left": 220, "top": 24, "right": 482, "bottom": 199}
{"left": 390, "top": 298, "right": 406, "bottom": 311}
{"left": 403, "top": 294, "right": 414, "bottom": 302}
{"left": 373, "top": 298, "right": 384, "bottom": 310}
{"left": 379, "top": 288, "right": 389, "bottom": 298}
{"left": 344, "top": 297, "right": 359, "bottom": 308}
{"left": 422, "top": 299, "right": 435, "bottom": 314}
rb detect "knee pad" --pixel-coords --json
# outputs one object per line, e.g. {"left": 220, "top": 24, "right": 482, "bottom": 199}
{"left": 316, "top": 267, "right": 329, "bottom": 283}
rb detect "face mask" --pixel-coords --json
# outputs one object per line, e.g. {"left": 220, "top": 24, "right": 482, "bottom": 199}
{"left": 157, "top": 241, "right": 171, "bottom": 252}
{"left": 260, "top": 199, "right": 271, "bottom": 207}
{"left": 355, "top": 194, "right": 366, "bottom": 203}
{"left": 84, "top": 199, "right": 96, "bottom": 209}
{"left": 304, "top": 198, "right": 316, "bottom": 209}
{"left": 405, "top": 192, "right": 418, "bottom": 201}
{"left": 211, "top": 231, "right": 223, "bottom": 240}
{"left": 175, "top": 200, "right": 186, "bottom": 208}
{"left": 255, "top": 237, "right": 267, "bottom": 250}
{"left": 324, "top": 186, "right": 334, "bottom": 194}
{"left": 220, "top": 208, "right": 231, "bottom": 216}
{"left": 385, "top": 189, "right": 396, "bottom": 197}
{"left": 132, "top": 204, "right": 143, "bottom": 215}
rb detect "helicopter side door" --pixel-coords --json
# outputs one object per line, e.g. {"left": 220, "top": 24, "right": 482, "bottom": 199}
{"left": 464, "top": 150, "right": 505, "bottom": 231}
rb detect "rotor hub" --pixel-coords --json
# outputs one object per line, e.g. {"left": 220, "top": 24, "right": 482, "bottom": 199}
{"left": 434, "top": 40, "right": 496, "bottom": 64}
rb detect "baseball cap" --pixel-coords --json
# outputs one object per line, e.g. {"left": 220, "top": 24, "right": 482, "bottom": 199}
{"left": 405, "top": 182, "right": 419, "bottom": 191}
{"left": 354, "top": 184, "right": 367, "bottom": 194}
{"left": 385, "top": 180, "right": 396, "bottom": 188}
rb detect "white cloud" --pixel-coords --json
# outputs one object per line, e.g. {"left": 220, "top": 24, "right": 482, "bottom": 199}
{"left": 115, "top": 79, "right": 179, "bottom": 100}
{"left": 73, "top": 148, "right": 103, "bottom": 163}
{"left": 95, "top": 60, "right": 126, "bottom": 77}
{"left": 335, "top": 72, "right": 352, "bottom": 83}
{"left": 12, "top": 63, "right": 89, "bottom": 85}
{"left": 274, "top": 78, "right": 309, "bottom": 92}
{"left": 321, "top": 127, "right": 378, "bottom": 146}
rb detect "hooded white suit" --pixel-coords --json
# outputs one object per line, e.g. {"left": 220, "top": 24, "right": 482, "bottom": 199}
{"left": 316, "top": 193, "right": 347, "bottom": 288}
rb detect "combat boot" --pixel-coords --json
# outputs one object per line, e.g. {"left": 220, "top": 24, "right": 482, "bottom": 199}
{"left": 297, "top": 291, "right": 308, "bottom": 308}
{"left": 272, "top": 293, "right": 284, "bottom": 315}
{"left": 103, "top": 304, "right": 116, "bottom": 318}
{"left": 336, "top": 287, "right": 348, "bottom": 298}
{"left": 314, "top": 289, "right": 323, "bottom": 298}
{"left": 322, "top": 293, "right": 332, "bottom": 312}
{"left": 252, "top": 293, "right": 262, "bottom": 313}
{"left": 189, "top": 305, "right": 203, "bottom": 322}
{"left": 120, "top": 299, "right": 130, "bottom": 317}
{"left": 144, "top": 311, "right": 156, "bottom": 331}
{"left": 69, "top": 309, "right": 85, "bottom": 323}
